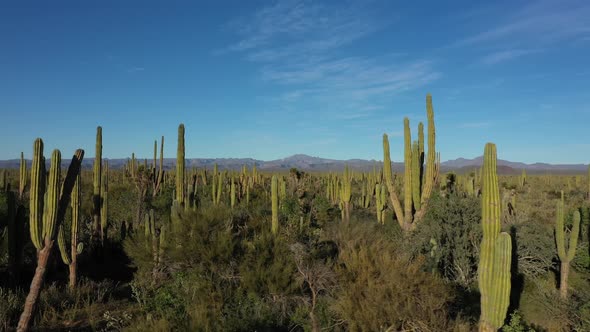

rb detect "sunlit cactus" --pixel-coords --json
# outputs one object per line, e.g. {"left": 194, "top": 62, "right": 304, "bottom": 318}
{"left": 555, "top": 192, "right": 580, "bottom": 299}
{"left": 271, "top": 175, "right": 279, "bottom": 234}
{"left": 478, "top": 143, "right": 511, "bottom": 332}
{"left": 382, "top": 94, "right": 439, "bottom": 231}
{"left": 19, "top": 140, "right": 84, "bottom": 332}
{"left": 176, "top": 124, "right": 185, "bottom": 206}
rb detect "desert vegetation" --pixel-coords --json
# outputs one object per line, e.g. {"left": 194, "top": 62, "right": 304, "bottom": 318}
{"left": 1, "top": 94, "right": 589, "bottom": 331}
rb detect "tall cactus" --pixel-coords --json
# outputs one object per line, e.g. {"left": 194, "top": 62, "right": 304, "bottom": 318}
{"left": 92, "top": 126, "right": 102, "bottom": 241}
{"left": 175, "top": 124, "right": 185, "bottom": 206}
{"left": 152, "top": 136, "right": 165, "bottom": 197}
{"left": 339, "top": 166, "right": 352, "bottom": 222}
{"left": 18, "top": 141, "right": 84, "bottom": 332}
{"left": 375, "top": 183, "right": 387, "bottom": 224}
{"left": 100, "top": 160, "right": 109, "bottom": 243}
{"left": 271, "top": 175, "right": 279, "bottom": 235}
{"left": 382, "top": 94, "right": 439, "bottom": 231}
{"left": 478, "top": 143, "right": 512, "bottom": 332}
{"left": 587, "top": 164, "right": 590, "bottom": 202}
{"left": 555, "top": 192, "right": 580, "bottom": 299}
{"left": 57, "top": 170, "right": 83, "bottom": 288}
{"left": 230, "top": 177, "right": 236, "bottom": 208}
{"left": 19, "top": 152, "right": 26, "bottom": 199}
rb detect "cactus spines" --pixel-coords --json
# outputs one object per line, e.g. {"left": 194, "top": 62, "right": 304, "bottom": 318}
{"left": 478, "top": 143, "right": 512, "bottom": 332}
{"left": 382, "top": 94, "right": 439, "bottom": 231}
{"left": 555, "top": 194, "right": 580, "bottom": 299}
{"left": 271, "top": 175, "right": 279, "bottom": 235}
{"left": 176, "top": 124, "right": 185, "bottom": 206}
{"left": 19, "top": 151, "right": 26, "bottom": 199}
{"left": 18, "top": 146, "right": 84, "bottom": 332}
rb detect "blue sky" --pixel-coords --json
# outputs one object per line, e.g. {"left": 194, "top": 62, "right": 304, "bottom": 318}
{"left": 0, "top": 0, "right": 589, "bottom": 163}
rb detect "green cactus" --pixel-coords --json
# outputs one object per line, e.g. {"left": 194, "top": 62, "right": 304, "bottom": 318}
{"left": 19, "top": 151, "right": 26, "bottom": 199}
{"left": 230, "top": 177, "right": 236, "bottom": 208}
{"left": 555, "top": 192, "right": 580, "bottom": 299}
{"left": 176, "top": 124, "right": 185, "bottom": 206}
{"left": 519, "top": 169, "right": 527, "bottom": 188}
{"left": 411, "top": 140, "right": 421, "bottom": 211}
{"left": 93, "top": 126, "right": 102, "bottom": 242}
{"left": 339, "top": 166, "right": 352, "bottom": 222}
{"left": 587, "top": 164, "right": 590, "bottom": 202}
{"left": 271, "top": 175, "right": 279, "bottom": 235}
{"left": 100, "top": 160, "right": 109, "bottom": 243}
{"left": 152, "top": 136, "right": 165, "bottom": 197}
{"left": 375, "top": 183, "right": 387, "bottom": 224}
{"left": 57, "top": 169, "right": 83, "bottom": 288}
{"left": 382, "top": 94, "right": 439, "bottom": 231}
{"left": 216, "top": 171, "right": 223, "bottom": 205}
{"left": 478, "top": 143, "right": 512, "bottom": 332}
{"left": 19, "top": 140, "right": 84, "bottom": 332}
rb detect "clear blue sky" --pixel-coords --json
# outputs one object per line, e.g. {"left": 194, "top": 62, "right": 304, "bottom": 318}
{"left": 1, "top": 0, "right": 589, "bottom": 163}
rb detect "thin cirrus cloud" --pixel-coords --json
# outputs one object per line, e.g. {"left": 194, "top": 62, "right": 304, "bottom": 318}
{"left": 455, "top": 0, "right": 590, "bottom": 47}
{"left": 480, "top": 49, "right": 539, "bottom": 65}
{"left": 223, "top": 0, "right": 439, "bottom": 115}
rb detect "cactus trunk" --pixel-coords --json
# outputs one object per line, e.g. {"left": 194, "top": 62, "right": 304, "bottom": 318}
{"left": 271, "top": 175, "right": 279, "bottom": 235}
{"left": 18, "top": 145, "right": 84, "bottom": 332}
{"left": 478, "top": 143, "right": 511, "bottom": 331}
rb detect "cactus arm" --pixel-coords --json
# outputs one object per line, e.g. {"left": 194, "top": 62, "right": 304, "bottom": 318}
{"left": 382, "top": 134, "right": 404, "bottom": 227}
{"left": 29, "top": 139, "right": 45, "bottom": 250}
{"left": 567, "top": 210, "right": 581, "bottom": 261}
{"left": 403, "top": 118, "right": 413, "bottom": 224}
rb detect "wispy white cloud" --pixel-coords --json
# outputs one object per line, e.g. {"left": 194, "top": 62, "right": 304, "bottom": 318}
{"left": 223, "top": 0, "right": 439, "bottom": 117}
{"left": 455, "top": 0, "right": 590, "bottom": 47}
{"left": 480, "top": 49, "right": 539, "bottom": 65}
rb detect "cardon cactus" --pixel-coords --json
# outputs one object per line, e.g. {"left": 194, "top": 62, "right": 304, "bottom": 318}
{"left": 57, "top": 169, "right": 83, "bottom": 288}
{"left": 93, "top": 126, "right": 102, "bottom": 242}
{"left": 478, "top": 143, "right": 512, "bottom": 332}
{"left": 555, "top": 192, "right": 580, "bottom": 299}
{"left": 175, "top": 124, "right": 185, "bottom": 206}
{"left": 18, "top": 139, "right": 84, "bottom": 332}
{"left": 271, "top": 175, "right": 279, "bottom": 234}
{"left": 339, "top": 166, "right": 352, "bottom": 222}
{"left": 383, "top": 94, "right": 439, "bottom": 231}
{"left": 19, "top": 151, "right": 26, "bottom": 199}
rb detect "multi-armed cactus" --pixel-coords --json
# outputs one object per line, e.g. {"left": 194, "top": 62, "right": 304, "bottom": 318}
{"left": 478, "top": 143, "right": 512, "bottom": 332}
{"left": 339, "top": 166, "right": 352, "bottom": 222}
{"left": 57, "top": 170, "right": 83, "bottom": 288}
{"left": 587, "top": 165, "right": 590, "bottom": 202}
{"left": 175, "top": 124, "right": 185, "bottom": 207}
{"left": 18, "top": 139, "right": 84, "bottom": 332}
{"left": 382, "top": 94, "right": 440, "bottom": 231}
{"left": 555, "top": 192, "right": 580, "bottom": 299}
{"left": 271, "top": 175, "right": 279, "bottom": 235}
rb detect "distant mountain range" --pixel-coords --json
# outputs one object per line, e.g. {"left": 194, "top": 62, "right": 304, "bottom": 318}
{"left": 0, "top": 154, "right": 587, "bottom": 174}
